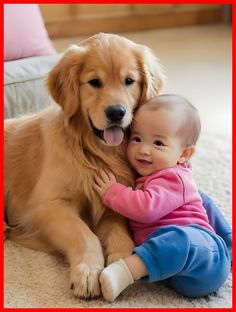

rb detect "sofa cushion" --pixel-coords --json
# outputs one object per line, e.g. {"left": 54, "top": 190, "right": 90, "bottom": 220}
{"left": 4, "top": 4, "right": 55, "bottom": 61}
{"left": 4, "top": 54, "right": 61, "bottom": 119}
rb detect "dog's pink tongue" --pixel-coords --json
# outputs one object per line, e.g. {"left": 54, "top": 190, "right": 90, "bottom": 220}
{"left": 104, "top": 127, "right": 124, "bottom": 146}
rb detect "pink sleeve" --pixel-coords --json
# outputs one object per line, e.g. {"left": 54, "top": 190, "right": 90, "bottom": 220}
{"left": 102, "top": 171, "right": 184, "bottom": 223}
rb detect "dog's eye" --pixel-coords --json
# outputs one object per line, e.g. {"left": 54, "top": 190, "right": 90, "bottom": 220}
{"left": 88, "top": 79, "right": 102, "bottom": 88}
{"left": 125, "top": 78, "right": 135, "bottom": 86}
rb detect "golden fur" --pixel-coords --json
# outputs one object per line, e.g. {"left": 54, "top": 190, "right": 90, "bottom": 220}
{"left": 4, "top": 33, "right": 164, "bottom": 298}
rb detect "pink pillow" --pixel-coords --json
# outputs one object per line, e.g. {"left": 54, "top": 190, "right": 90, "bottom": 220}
{"left": 4, "top": 4, "right": 56, "bottom": 61}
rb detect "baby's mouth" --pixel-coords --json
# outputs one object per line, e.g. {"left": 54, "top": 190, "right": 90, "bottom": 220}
{"left": 136, "top": 159, "right": 152, "bottom": 165}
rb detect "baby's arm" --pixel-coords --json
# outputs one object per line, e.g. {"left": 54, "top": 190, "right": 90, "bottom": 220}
{"left": 94, "top": 169, "right": 184, "bottom": 223}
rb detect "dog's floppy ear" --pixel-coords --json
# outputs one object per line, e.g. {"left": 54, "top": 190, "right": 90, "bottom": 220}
{"left": 46, "top": 45, "right": 86, "bottom": 120}
{"left": 136, "top": 45, "right": 165, "bottom": 103}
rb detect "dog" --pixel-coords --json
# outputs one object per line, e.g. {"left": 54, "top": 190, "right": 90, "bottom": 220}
{"left": 4, "top": 33, "right": 164, "bottom": 298}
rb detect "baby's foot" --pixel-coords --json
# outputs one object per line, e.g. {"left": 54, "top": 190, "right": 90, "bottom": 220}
{"left": 99, "top": 259, "right": 134, "bottom": 302}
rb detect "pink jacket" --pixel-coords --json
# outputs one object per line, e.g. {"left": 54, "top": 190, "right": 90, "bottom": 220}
{"left": 103, "top": 163, "right": 215, "bottom": 245}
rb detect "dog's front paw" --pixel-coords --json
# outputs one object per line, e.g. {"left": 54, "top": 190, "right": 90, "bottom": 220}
{"left": 70, "top": 263, "right": 103, "bottom": 298}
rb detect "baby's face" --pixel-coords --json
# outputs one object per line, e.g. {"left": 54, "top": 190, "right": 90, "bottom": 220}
{"left": 127, "top": 106, "right": 185, "bottom": 176}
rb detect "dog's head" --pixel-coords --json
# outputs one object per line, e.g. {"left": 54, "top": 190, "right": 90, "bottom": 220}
{"left": 47, "top": 33, "right": 165, "bottom": 146}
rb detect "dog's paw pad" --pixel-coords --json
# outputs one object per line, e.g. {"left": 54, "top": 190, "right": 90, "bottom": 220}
{"left": 70, "top": 263, "right": 102, "bottom": 298}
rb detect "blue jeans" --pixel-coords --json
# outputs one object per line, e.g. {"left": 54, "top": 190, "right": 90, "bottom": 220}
{"left": 134, "top": 225, "right": 231, "bottom": 298}
{"left": 134, "top": 192, "right": 232, "bottom": 298}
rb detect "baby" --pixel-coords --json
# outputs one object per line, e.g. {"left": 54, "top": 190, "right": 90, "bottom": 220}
{"left": 94, "top": 94, "right": 231, "bottom": 302}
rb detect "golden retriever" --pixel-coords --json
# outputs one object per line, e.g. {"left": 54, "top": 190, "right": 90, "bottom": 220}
{"left": 4, "top": 33, "right": 164, "bottom": 298}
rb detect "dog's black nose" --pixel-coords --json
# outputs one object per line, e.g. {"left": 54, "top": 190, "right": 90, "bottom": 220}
{"left": 105, "top": 105, "right": 126, "bottom": 122}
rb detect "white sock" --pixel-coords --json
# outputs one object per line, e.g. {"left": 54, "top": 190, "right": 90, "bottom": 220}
{"left": 99, "top": 259, "right": 134, "bottom": 302}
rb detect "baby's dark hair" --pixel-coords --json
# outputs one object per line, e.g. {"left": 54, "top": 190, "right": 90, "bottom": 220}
{"left": 140, "top": 94, "right": 201, "bottom": 147}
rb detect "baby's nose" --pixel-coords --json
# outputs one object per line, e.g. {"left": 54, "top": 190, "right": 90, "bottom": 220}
{"left": 138, "top": 144, "right": 151, "bottom": 155}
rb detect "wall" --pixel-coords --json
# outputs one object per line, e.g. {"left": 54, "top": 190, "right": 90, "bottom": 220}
{"left": 39, "top": 4, "right": 226, "bottom": 38}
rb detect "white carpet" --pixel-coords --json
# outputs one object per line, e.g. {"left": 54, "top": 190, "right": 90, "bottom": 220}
{"left": 4, "top": 132, "right": 232, "bottom": 308}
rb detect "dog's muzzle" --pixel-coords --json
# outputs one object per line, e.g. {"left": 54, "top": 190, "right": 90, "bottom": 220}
{"left": 89, "top": 104, "right": 126, "bottom": 146}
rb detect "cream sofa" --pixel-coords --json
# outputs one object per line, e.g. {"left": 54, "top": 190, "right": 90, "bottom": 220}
{"left": 4, "top": 54, "right": 61, "bottom": 119}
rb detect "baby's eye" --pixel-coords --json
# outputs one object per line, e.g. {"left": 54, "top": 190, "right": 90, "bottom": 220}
{"left": 131, "top": 136, "right": 141, "bottom": 142}
{"left": 154, "top": 140, "right": 165, "bottom": 146}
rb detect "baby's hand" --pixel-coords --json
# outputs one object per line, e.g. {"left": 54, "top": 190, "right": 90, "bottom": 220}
{"left": 94, "top": 169, "right": 117, "bottom": 198}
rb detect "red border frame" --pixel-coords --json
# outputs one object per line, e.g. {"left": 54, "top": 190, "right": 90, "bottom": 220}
{"left": 1, "top": 1, "right": 4, "bottom": 310}
{"left": 1, "top": 1, "right": 234, "bottom": 311}
{"left": 1, "top": 1, "right": 234, "bottom": 4}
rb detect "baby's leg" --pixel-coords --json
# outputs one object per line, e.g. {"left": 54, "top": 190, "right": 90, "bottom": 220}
{"left": 100, "top": 225, "right": 231, "bottom": 301}
{"left": 134, "top": 225, "right": 230, "bottom": 298}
